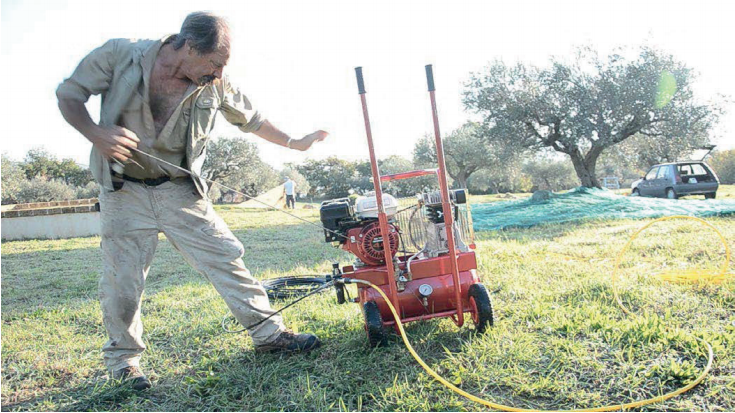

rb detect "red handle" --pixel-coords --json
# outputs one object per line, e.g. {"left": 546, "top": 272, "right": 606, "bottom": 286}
{"left": 379, "top": 169, "right": 437, "bottom": 182}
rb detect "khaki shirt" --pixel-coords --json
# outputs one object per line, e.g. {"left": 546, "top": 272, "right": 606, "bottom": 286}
{"left": 56, "top": 36, "right": 265, "bottom": 196}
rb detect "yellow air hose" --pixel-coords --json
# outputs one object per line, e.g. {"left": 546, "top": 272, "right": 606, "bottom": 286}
{"left": 352, "top": 215, "right": 731, "bottom": 411}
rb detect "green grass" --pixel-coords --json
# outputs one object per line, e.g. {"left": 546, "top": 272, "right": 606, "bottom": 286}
{"left": 2, "top": 201, "right": 734, "bottom": 411}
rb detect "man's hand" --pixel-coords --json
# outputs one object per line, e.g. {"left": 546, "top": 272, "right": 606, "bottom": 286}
{"left": 57, "top": 98, "right": 140, "bottom": 163}
{"left": 291, "top": 130, "right": 329, "bottom": 151}
{"left": 90, "top": 126, "right": 140, "bottom": 162}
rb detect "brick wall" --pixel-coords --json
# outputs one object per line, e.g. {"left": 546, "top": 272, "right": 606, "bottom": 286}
{"left": 1, "top": 199, "right": 100, "bottom": 218}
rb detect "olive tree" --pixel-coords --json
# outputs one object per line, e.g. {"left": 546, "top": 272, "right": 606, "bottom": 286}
{"left": 202, "top": 136, "right": 279, "bottom": 201}
{"left": 464, "top": 46, "right": 721, "bottom": 188}
{"left": 413, "top": 122, "right": 511, "bottom": 189}
{"left": 296, "top": 157, "right": 358, "bottom": 198}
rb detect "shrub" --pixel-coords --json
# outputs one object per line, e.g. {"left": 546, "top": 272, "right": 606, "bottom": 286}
{"left": 75, "top": 182, "right": 100, "bottom": 199}
{"left": 15, "top": 178, "right": 76, "bottom": 203}
{"left": 523, "top": 159, "right": 578, "bottom": 191}
{"left": 2, "top": 155, "right": 25, "bottom": 204}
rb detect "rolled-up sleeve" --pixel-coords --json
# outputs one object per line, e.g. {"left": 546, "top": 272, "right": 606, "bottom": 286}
{"left": 219, "top": 77, "right": 266, "bottom": 133}
{"left": 56, "top": 39, "right": 118, "bottom": 102}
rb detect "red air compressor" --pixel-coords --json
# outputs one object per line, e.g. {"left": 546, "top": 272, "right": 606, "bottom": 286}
{"left": 319, "top": 66, "right": 494, "bottom": 346}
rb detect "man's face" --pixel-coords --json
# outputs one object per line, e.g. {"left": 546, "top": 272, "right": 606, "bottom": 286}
{"left": 185, "top": 43, "right": 230, "bottom": 86}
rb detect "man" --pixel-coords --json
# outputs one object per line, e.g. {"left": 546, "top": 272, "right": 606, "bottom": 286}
{"left": 283, "top": 178, "right": 296, "bottom": 209}
{"left": 56, "top": 12, "right": 327, "bottom": 391}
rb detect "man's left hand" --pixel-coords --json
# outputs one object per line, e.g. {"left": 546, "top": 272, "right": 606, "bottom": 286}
{"left": 292, "top": 130, "right": 329, "bottom": 151}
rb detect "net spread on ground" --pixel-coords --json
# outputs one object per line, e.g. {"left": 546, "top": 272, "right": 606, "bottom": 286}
{"left": 471, "top": 187, "right": 735, "bottom": 231}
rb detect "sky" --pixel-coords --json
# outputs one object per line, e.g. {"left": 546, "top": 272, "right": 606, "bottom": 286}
{"left": 1, "top": 0, "right": 734, "bottom": 169}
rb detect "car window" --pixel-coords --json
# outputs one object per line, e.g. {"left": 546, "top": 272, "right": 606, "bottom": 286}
{"left": 656, "top": 166, "right": 670, "bottom": 179}
{"left": 691, "top": 164, "right": 707, "bottom": 175}
{"left": 645, "top": 167, "right": 659, "bottom": 180}
{"left": 678, "top": 164, "right": 692, "bottom": 175}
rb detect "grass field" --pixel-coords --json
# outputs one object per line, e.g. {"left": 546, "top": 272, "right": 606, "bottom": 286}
{"left": 2, "top": 192, "right": 734, "bottom": 411}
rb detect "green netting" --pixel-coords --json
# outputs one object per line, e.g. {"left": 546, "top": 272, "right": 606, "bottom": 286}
{"left": 471, "top": 187, "right": 735, "bottom": 231}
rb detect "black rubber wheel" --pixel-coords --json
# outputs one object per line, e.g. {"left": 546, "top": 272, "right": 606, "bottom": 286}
{"left": 631, "top": 188, "right": 640, "bottom": 197}
{"left": 705, "top": 192, "right": 716, "bottom": 199}
{"left": 363, "top": 301, "right": 388, "bottom": 347}
{"left": 468, "top": 284, "right": 494, "bottom": 334}
{"left": 666, "top": 188, "right": 678, "bottom": 199}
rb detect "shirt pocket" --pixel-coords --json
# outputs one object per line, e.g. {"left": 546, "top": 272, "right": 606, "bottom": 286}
{"left": 192, "top": 95, "right": 219, "bottom": 137}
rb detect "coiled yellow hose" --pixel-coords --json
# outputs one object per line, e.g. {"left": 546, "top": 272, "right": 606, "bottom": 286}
{"left": 353, "top": 215, "right": 731, "bottom": 411}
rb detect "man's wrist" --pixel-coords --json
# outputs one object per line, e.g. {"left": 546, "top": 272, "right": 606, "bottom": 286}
{"left": 82, "top": 124, "right": 103, "bottom": 144}
{"left": 287, "top": 137, "right": 306, "bottom": 151}
{"left": 286, "top": 138, "right": 293, "bottom": 149}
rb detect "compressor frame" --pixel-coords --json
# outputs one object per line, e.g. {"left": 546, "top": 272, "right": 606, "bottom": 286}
{"left": 340, "top": 65, "right": 493, "bottom": 346}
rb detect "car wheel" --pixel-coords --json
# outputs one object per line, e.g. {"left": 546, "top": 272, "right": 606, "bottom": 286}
{"left": 705, "top": 192, "right": 716, "bottom": 199}
{"left": 666, "top": 188, "right": 678, "bottom": 200}
{"left": 631, "top": 188, "right": 640, "bottom": 197}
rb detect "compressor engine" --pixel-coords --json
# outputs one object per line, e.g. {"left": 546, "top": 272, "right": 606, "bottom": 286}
{"left": 319, "top": 189, "right": 471, "bottom": 266}
{"left": 319, "top": 194, "right": 400, "bottom": 266}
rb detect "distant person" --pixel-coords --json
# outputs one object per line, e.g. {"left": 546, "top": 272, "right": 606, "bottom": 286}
{"left": 284, "top": 178, "right": 296, "bottom": 209}
{"left": 56, "top": 12, "right": 328, "bottom": 391}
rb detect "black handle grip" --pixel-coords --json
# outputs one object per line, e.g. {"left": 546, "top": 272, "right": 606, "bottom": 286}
{"left": 425, "top": 64, "right": 435, "bottom": 92}
{"left": 335, "top": 283, "right": 346, "bottom": 304}
{"left": 355, "top": 67, "right": 366, "bottom": 94}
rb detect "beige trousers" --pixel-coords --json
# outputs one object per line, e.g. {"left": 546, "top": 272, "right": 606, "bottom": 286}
{"left": 98, "top": 178, "right": 284, "bottom": 371}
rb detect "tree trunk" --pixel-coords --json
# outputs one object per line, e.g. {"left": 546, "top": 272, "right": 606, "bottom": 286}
{"left": 569, "top": 149, "right": 601, "bottom": 188}
{"left": 453, "top": 171, "right": 468, "bottom": 189}
{"left": 489, "top": 181, "right": 499, "bottom": 194}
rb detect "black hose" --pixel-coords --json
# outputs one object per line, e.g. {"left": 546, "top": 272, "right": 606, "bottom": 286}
{"left": 262, "top": 276, "right": 329, "bottom": 300}
{"left": 222, "top": 277, "right": 333, "bottom": 333}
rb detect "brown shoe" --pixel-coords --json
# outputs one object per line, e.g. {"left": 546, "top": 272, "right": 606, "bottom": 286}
{"left": 255, "top": 330, "right": 321, "bottom": 353}
{"left": 113, "top": 366, "right": 152, "bottom": 391}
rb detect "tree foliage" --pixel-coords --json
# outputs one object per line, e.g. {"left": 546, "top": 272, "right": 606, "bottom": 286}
{"left": 522, "top": 157, "right": 578, "bottom": 191}
{"left": 296, "top": 157, "right": 358, "bottom": 199}
{"left": 413, "top": 123, "right": 493, "bottom": 189}
{"left": 377, "top": 155, "right": 435, "bottom": 197}
{"left": 595, "top": 144, "right": 645, "bottom": 184}
{"left": 295, "top": 156, "right": 436, "bottom": 199}
{"left": 464, "top": 46, "right": 721, "bottom": 188}
{"left": 202, "top": 137, "right": 260, "bottom": 183}
{"left": 21, "top": 148, "right": 93, "bottom": 187}
{"left": 3, "top": 151, "right": 96, "bottom": 204}
{"left": 202, "top": 137, "right": 279, "bottom": 201}
{"left": 620, "top": 133, "right": 709, "bottom": 170}
{"left": 414, "top": 122, "right": 525, "bottom": 192}
{"left": 708, "top": 149, "right": 735, "bottom": 184}
{"left": 467, "top": 164, "right": 530, "bottom": 194}
{"left": 2, "top": 155, "right": 25, "bottom": 204}
{"left": 280, "top": 164, "right": 311, "bottom": 197}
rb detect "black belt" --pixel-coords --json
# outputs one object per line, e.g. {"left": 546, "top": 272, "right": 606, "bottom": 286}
{"left": 119, "top": 174, "right": 171, "bottom": 186}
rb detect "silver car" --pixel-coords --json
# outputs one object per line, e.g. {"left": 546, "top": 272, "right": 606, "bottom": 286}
{"left": 631, "top": 161, "right": 719, "bottom": 199}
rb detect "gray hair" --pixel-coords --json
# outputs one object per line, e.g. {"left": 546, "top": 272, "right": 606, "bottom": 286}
{"left": 172, "top": 12, "right": 230, "bottom": 54}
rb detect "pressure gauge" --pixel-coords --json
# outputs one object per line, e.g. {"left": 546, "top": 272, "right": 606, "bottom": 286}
{"left": 418, "top": 284, "right": 433, "bottom": 297}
